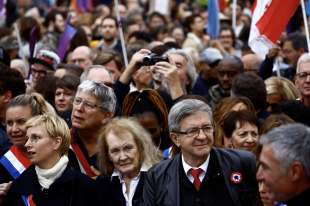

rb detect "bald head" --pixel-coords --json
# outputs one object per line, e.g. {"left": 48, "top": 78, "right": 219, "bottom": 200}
{"left": 218, "top": 55, "right": 244, "bottom": 72}
{"left": 81, "top": 65, "right": 113, "bottom": 86}
{"left": 70, "top": 46, "right": 93, "bottom": 70}
{"left": 242, "top": 54, "right": 262, "bottom": 73}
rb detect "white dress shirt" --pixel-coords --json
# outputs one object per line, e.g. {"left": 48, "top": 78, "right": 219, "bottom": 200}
{"left": 181, "top": 154, "right": 210, "bottom": 183}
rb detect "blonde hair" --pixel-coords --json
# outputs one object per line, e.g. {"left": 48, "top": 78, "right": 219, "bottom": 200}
{"left": 97, "top": 117, "right": 162, "bottom": 175}
{"left": 8, "top": 92, "right": 56, "bottom": 115}
{"left": 265, "top": 77, "right": 299, "bottom": 101}
{"left": 25, "top": 113, "right": 71, "bottom": 156}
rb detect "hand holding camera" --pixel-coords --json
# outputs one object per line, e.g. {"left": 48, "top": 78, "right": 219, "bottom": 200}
{"left": 152, "top": 61, "right": 179, "bottom": 83}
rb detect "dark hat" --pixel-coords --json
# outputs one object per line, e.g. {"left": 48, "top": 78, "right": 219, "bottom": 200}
{"left": 29, "top": 49, "right": 60, "bottom": 71}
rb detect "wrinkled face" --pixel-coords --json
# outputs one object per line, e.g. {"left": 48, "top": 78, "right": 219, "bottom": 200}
{"left": 282, "top": 41, "right": 300, "bottom": 67}
{"left": 55, "top": 14, "right": 65, "bottom": 33}
{"left": 31, "top": 63, "right": 49, "bottom": 86}
{"left": 259, "top": 181, "right": 274, "bottom": 206}
{"left": 54, "top": 87, "right": 75, "bottom": 113}
{"left": 257, "top": 145, "right": 295, "bottom": 202}
{"left": 70, "top": 49, "right": 92, "bottom": 70}
{"left": 220, "top": 29, "right": 234, "bottom": 50}
{"left": 217, "top": 61, "right": 240, "bottom": 90}
{"left": 71, "top": 91, "right": 106, "bottom": 131}
{"left": 169, "top": 53, "right": 189, "bottom": 87}
{"left": 101, "top": 18, "right": 118, "bottom": 42}
{"left": 6, "top": 106, "right": 32, "bottom": 148}
{"left": 106, "top": 131, "right": 140, "bottom": 178}
{"left": 174, "top": 111, "right": 214, "bottom": 164}
{"left": 25, "top": 125, "right": 61, "bottom": 169}
{"left": 231, "top": 122, "right": 258, "bottom": 152}
{"left": 295, "top": 62, "right": 310, "bottom": 97}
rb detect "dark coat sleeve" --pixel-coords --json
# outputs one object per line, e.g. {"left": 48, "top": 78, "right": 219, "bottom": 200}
{"left": 142, "top": 169, "right": 157, "bottom": 206}
{"left": 259, "top": 56, "right": 274, "bottom": 80}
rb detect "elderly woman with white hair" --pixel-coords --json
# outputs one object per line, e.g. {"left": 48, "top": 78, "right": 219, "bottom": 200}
{"left": 96, "top": 117, "right": 162, "bottom": 206}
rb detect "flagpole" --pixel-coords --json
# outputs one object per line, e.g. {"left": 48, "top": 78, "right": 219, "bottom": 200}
{"left": 232, "top": 0, "right": 237, "bottom": 33}
{"left": 14, "top": 24, "right": 30, "bottom": 78}
{"left": 114, "top": 0, "right": 128, "bottom": 67}
{"left": 301, "top": 0, "right": 310, "bottom": 52}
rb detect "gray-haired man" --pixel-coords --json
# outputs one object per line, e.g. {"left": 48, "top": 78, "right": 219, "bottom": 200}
{"left": 143, "top": 99, "right": 257, "bottom": 206}
{"left": 257, "top": 123, "right": 310, "bottom": 205}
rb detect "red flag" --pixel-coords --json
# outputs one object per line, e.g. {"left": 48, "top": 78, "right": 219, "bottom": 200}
{"left": 249, "top": 0, "right": 300, "bottom": 58}
{"left": 218, "top": 0, "right": 227, "bottom": 12}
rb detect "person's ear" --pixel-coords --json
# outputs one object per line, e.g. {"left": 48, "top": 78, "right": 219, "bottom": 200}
{"left": 170, "top": 133, "right": 180, "bottom": 147}
{"left": 101, "top": 112, "right": 114, "bottom": 125}
{"left": 289, "top": 161, "right": 305, "bottom": 182}
{"left": 53, "top": 136, "right": 62, "bottom": 151}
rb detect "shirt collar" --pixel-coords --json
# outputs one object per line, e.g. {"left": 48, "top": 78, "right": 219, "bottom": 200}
{"left": 181, "top": 154, "right": 210, "bottom": 175}
{"left": 111, "top": 163, "right": 149, "bottom": 182}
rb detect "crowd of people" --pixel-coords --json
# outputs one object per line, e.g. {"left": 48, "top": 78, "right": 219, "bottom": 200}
{"left": 0, "top": 0, "right": 310, "bottom": 205}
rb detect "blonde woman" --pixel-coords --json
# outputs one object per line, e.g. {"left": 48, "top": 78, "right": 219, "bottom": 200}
{"left": 97, "top": 117, "right": 161, "bottom": 206}
{"left": 265, "top": 76, "right": 299, "bottom": 112}
{"left": 2, "top": 114, "right": 99, "bottom": 206}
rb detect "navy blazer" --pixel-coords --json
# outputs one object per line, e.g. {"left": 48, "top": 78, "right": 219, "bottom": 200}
{"left": 142, "top": 148, "right": 258, "bottom": 206}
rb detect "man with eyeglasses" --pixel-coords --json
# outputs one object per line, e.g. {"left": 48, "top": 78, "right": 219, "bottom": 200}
{"left": 280, "top": 53, "right": 310, "bottom": 126}
{"left": 142, "top": 99, "right": 258, "bottom": 206}
{"left": 70, "top": 80, "right": 116, "bottom": 177}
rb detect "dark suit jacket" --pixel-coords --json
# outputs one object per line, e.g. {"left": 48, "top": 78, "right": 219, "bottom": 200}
{"left": 142, "top": 148, "right": 258, "bottom": 206}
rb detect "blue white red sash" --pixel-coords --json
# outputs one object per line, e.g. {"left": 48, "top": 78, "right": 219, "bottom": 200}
{"left": 70, "top": 143, "right": 96, "bottom": 177}
{"left": 0, "top": 146, "right": 35, "bottom": 206}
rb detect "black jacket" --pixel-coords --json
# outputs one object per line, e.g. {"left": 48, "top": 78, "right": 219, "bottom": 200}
{"left": 96, "top": 172, "right": 146, "bottom": 206}
{"left": 3, "top": 164, "right": 101, "bottom": 206}
{"left": 142, "top": 148, "right": 258, "bottom": 206}
{"left": 285, "top": 186, "right": 310, "bottom": 206}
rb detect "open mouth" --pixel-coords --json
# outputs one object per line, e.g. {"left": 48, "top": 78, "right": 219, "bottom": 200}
{"left": 11, "top": 135, "right": 24, "bottom": 139}
{"left": 27, "top": 151, "right": 36, "bottom": 156}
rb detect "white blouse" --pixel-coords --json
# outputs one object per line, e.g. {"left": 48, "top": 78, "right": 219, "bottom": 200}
{"left": 111, "top": 164, "right": 149, "bottom": 206}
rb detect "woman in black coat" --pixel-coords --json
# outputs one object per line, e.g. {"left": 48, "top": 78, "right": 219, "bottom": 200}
{"left": 96, "top": 118, "right": 162, "bottom": 206}
{"left": 2, "top": 114, "right": 101, "bottom": 206}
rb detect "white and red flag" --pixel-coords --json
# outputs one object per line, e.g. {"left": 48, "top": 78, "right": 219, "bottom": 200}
{"left": 249, "top": 0, "right": 300, "bottom": 58}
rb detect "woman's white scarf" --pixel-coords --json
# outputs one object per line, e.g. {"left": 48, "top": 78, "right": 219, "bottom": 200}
{"left": 35, "top": 155, "right": 69, "bottom": 189}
